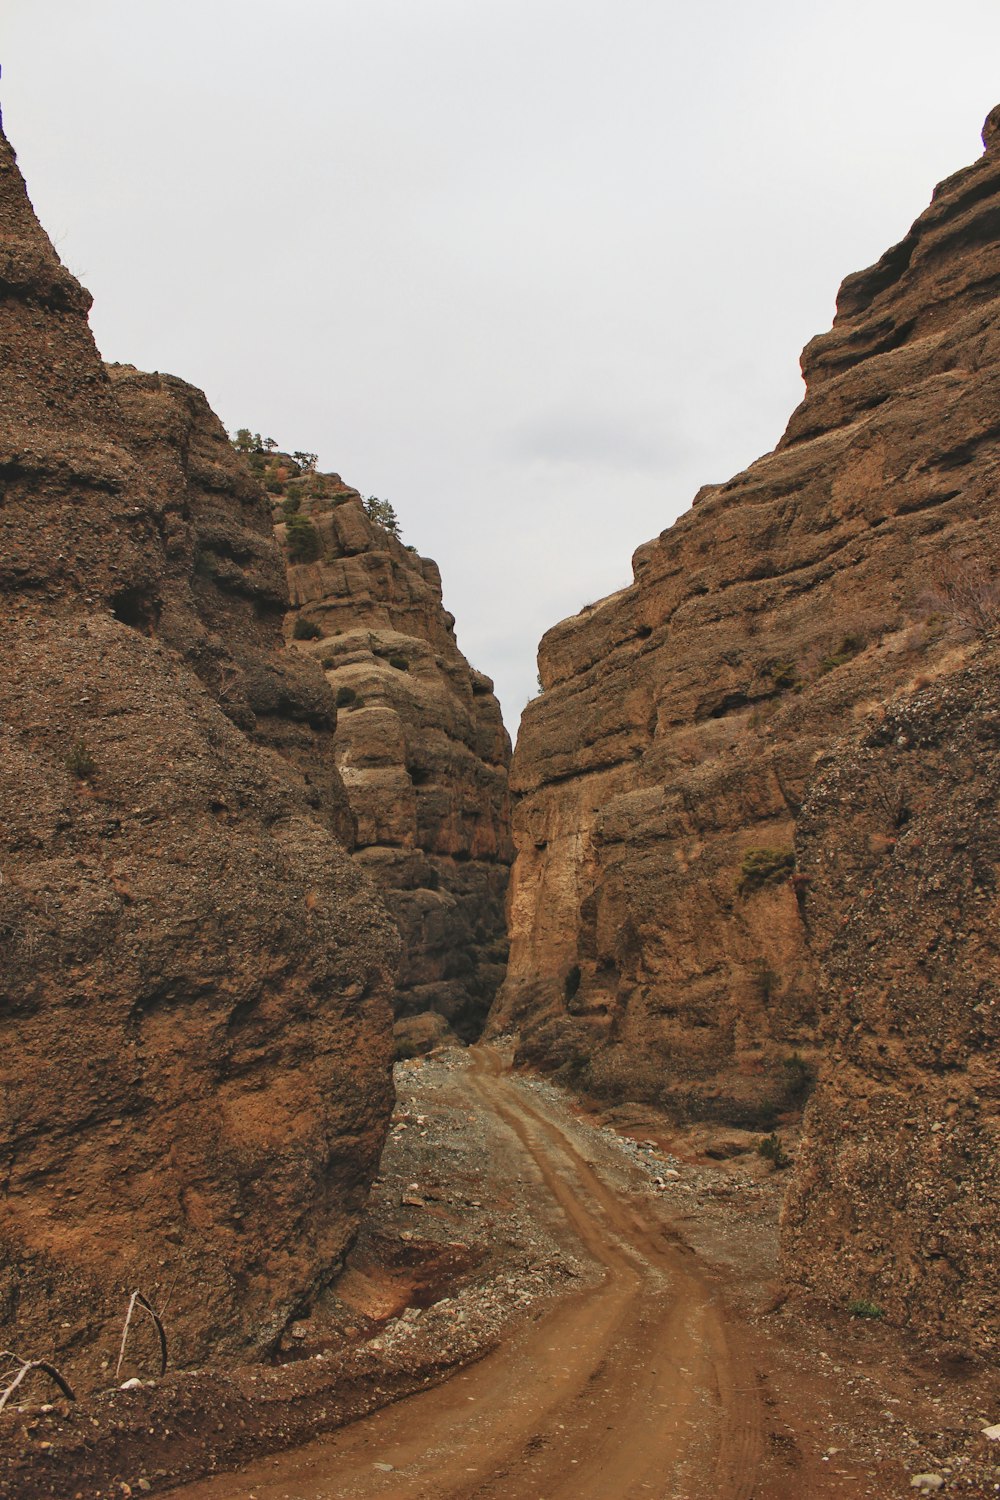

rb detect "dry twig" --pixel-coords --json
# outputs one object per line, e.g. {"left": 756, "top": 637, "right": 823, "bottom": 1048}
{"left": 116, "top": 1291, "right": 168, "bottom": 1380}
{"left": 0, "top": 1349, "right": 75, "bottom": 1411}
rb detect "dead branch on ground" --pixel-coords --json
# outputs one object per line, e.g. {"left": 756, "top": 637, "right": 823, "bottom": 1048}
{"left": 116, "top": 1291, "right": 168, "bottom": 1381}
{"left": 0, "top": 1349, "right": 76, "bottom": 1412}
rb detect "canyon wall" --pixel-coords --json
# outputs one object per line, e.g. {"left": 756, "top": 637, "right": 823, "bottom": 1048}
{"left": 492, "top": 113, "right": 1000, "bottom": 1349}
{"left": 783, "top": 646, "right": 999, "bottom": 1356}
{"left": 0, "top": 124, "right": 398, "bottom": 1385}
{"left": 270, "top": 472, "right": 512, "bottom": 1048}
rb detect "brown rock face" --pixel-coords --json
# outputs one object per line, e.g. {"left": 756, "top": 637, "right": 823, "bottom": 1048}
{"left": 0, "top": 126, "right": 397, "bottom": 1383}
{"left": 106, "top": 368, "right": 356, "bottom": 847}
{"left": 782, "top": 647, "right": 999, "bottom": 1356}
{"left": 493, "top": 115, "right": 1000, "bottom": 1143}
{"left": 276, "top": 482, "right": 512, "bottom": 1043}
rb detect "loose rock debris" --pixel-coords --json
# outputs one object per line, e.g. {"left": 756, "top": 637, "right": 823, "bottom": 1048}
{"left": 1, "top": 1047, "right": 998, "bottom": 1498}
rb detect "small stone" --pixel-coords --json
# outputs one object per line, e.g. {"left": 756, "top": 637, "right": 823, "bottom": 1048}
{"left": 981, "top": 1423, "right": 1000, "bottom": 1441}
{"left": 120, "top": 1377, "right": 143, "bottom": 1390}
{"left": 373, "top": 1461, "right": 395, "bottom": 1472}
{"left": 138, "top": 1483, "right": 152, "bottom": 1494}
{"left": 910, "top": 1476, "right": 945, "bottom": 1494}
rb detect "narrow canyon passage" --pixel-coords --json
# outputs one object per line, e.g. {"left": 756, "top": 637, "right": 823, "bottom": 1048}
{"left": 173, "top": 1049, "right": 787, "bottom": 1500}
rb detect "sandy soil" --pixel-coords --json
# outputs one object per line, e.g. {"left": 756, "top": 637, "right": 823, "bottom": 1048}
{"left": 3, "top": 1046, "right": 998, "bottom": 1498}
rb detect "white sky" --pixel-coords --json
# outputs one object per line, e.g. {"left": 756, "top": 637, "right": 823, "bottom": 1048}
{"left": 4, "top": 2, "right": 1000, "bottom": 729}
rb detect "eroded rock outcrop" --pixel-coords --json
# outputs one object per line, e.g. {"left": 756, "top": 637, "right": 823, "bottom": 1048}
{"left": 783, "top": 645, "right": 999, "bottom": 1356}
{"left": 271, "top": 476, "right": 512, "bottom": 1047}
{"left": 0, "top": 123, "right": 398, "bottom": 1384}
{"left": 494, "top": 117, "right": 1000, "bottom": 1142}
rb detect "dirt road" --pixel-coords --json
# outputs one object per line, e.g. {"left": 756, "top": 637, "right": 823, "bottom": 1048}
{"left": 173, "top": 1048, "right": 795, "bottom": 1500}
{"left": 4, "top": 1048, "right": 994, "bottom": 1498}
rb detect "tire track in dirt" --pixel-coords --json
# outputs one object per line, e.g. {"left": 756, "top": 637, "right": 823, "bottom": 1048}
{"left": 175, "top": 1047, "right": 770, "bottom": 1500}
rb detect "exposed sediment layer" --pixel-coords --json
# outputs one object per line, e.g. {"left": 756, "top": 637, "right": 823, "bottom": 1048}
{"left": 276, "top": 479, "right": 512, "bottom": 1045}
{"left": 0, "top": 124, "right": 398, "bottom": 1385}
{"left": 783, "top": 646, "right": 999, "bottom": 1355}
{"left": 491, "top": 113, "right": 1000, "bottom": 1351}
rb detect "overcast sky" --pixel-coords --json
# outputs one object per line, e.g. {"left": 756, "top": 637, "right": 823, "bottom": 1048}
{"left": 5, "top": 2, "right": 1000, "bottom": 729}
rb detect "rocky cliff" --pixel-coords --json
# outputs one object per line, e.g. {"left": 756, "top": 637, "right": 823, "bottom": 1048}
{"left": 0, "top": 122, "right": 398, "bottom": 1386}
{"left": 267, "top": 468, "right": 512, "bottom": 1048}
{"left": 492, "top": 112, "right": 1000, "bottom": 1347}
{"left": 782, "top": 645, "right": 999, "bottom": 1356}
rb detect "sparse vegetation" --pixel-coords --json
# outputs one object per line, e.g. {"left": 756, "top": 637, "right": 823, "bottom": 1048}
{"left": 818, "top": 634, "right": 864, "bottom": 674}
{"left": 757, "top": 1132, "right": 791, "bottom": 1169}
{"left": 192, "top": 545, "right": 217, "bottom": 579}
{"left": 922, "top": 554, "right": 1000, "bottom": 636}
{"left": 292, "top": 616, "right": 322, "bottom": 640}
{"left": 284, "top": 514, "right": 322, "bottom": 564}
{"left": 364, "top": 495, "right": 402, "bottom": 538}
{"left": 781, "top": 1051, "right": 815, "bottom": 1103}
{"left": 847, "top": 1298, "right": 885, "bottom": 1320}
{"left": 748, "top": 960, "right": 781, "bottom": 1002}
{"left": 736, "top": 847, "right": 795, "bottom": 896}
{"left": 748, "top": 700, "right": 776, "bottom": 732}
{"left": 66, "top": 739, "right": 96, "bottom": 780}
{"left": 764, "top": 657, "right": 799, "bottom": 692}
{"left": 871, "top": 769, "right": 911, "bottom": 830}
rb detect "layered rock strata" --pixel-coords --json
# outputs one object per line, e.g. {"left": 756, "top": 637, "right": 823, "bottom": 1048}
{"left": 0, "top": 123, "right": 398, "bottom": 1385}
{"left": 274, "top": 477, "right": 512, "bottom": 1045}
{"left": 493, "top": 109, "right": 1000, "bottom": 1278}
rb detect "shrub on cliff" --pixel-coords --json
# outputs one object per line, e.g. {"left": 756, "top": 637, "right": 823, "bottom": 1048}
{"left": 285, "top": 514, "right": 322, "bottom": 564}
{"left": 292, "top": 616, "right": 322, "bottom": 641}
{"left": 921, "top": 554, "right": 1000, "bottom": 637}
{"left": 758, "top": 1132, "right": 791, "bottom": 1169}
{"left": 818, "top": 634, "right": 863, "bottom": 674}
{"left": 364, "top": 495, "right": 401, "bottom": 538}
{"left": 736, "top": 847, "right": 795, "bottom": 896}
{"left": 764, "top": 657, "right": 799, "bottom": 692}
